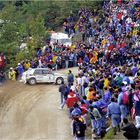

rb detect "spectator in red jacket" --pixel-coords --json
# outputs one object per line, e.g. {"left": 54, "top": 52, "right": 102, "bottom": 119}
{"left": 66, "top": 89, "right": 78, "bottom": 118}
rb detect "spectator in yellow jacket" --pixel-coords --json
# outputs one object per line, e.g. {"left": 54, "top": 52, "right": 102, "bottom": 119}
{"left": 24, "top": 61, "right": 30, "bottom": 70}
{"left": 9, "top": 67, "right": 16, "bottom": 80}
{"left": 104, "top": 75, "right": 110, "bottom": 89}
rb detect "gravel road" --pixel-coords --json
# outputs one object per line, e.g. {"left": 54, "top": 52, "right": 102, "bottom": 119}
{"left": 0, "top": 67, "right": 78, "bottom": 140}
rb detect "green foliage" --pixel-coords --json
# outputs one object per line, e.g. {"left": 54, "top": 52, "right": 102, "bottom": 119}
{"left": 15, "top": 49, "right": 35, "bottom": 63}
{"left": 1, "top": 22, "right": 19, "bottom": 44}
{"left": 103, "top": 128, "right": 115, "bottom": 140}
{"left": 0, "top": 0, "right": 102, "bottom": 68}
{"left": 44, "top": 0, "right": 103, "bottom": 30}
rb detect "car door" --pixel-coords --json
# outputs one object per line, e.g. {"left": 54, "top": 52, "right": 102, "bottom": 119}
{"left": 47, "top": 70, "right": 55, "bottom": 82}
{"left": 42, "top": 70, "right": 54, "bottom": 82}
{"left": 34, "top": 69, "right": 43, "bottom": 82}
{"left": 42, "top": 70, "right": 50, "bottom": 82}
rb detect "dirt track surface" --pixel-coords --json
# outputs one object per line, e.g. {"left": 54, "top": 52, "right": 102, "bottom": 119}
{"left": 0, "top": 67, "right": 78, "bottom": 140}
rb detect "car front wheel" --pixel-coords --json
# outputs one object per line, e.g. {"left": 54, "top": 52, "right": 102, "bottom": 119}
{"left": 56, "top": 77, "right": 64, "bottom": 85}
{"left": 28, "top": 78, "right": 36, "bottom": 85}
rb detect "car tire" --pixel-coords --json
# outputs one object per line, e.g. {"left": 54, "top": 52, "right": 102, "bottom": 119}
{"left": 28, "top": 78, "right": 36, "bottom": 85}
{"left": 56, "top": 77, "right": 64, "bottom": 85}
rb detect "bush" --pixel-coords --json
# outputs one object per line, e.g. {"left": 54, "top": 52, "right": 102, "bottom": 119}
{"left": 103, "top": 128, "right": 115, "bottom": 140}
{"left": 0, "top": 0, "right": 102, "bottom": 69}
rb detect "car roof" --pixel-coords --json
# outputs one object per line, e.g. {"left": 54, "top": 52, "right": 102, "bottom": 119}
{"left": 31, "top": 68, "right": 50, "bottom": 70}
{"left": 25, "top": 68, "right": 52, "bottom": 74}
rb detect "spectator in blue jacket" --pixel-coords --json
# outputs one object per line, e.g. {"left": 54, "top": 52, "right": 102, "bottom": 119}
{"left": 17, "top": 63, "right": 24, "bottom": 78}
{"left": 118, "top": 88, "right": 128, "bottom": 126}
{"left": 71, "top": 103, "right": 82, "bottom": 117}
{"left": 67, "top": 70, "right": 74, "bottom": 87}
{"left": 103, "top": 87, "right": 112, "bottom": 104}
{"left": 107, "top": 97, "right": 121, "bottom": 135}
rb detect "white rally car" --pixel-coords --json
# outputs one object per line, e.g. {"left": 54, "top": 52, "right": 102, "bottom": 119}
{"left": 21, "top": 68, "right": 67, "bottom": 85}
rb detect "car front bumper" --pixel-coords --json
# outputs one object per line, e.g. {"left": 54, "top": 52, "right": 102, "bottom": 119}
{"left": 20, "top": 75, "right": 27, "bottom": 84}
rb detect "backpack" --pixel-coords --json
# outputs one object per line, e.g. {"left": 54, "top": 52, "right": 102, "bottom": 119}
{"left": 122, "top": 92, "right": 129, "bottom": 105}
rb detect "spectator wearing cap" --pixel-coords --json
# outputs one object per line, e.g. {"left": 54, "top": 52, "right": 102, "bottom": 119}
{"left": 17, "top": 63, "right": 24, "bottom": 78}
{"left": 71, "top": 84, "right": 76, "bottom": 92}
{"left": 8, "top": 67, "right": 16, "bottom": 81}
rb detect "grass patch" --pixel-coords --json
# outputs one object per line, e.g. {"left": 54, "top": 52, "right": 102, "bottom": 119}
{"left": 86, "top": 128, "right": 92, "bottom": 140}
{"left": 86, "top": 114, "right": 92, "bottom": 139}
{"left": 103, "top": 128, "right": 115, "bottom": 140}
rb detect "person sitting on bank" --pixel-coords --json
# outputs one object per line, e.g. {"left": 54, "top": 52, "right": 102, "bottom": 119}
{"left": 122, "top": 118, "right": 139, "bottom": 139}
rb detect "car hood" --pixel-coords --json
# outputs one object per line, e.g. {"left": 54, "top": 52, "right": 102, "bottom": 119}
{"left": 22, "top": 69, "right": 34, "bottom": 75}
{"left": 23, "top": 71, "right": 31, "bottom": 75}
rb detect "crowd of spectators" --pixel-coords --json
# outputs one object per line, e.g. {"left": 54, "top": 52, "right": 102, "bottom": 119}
{"left": 58, "top": 0, "right": 140, "bottom": 139}
{"left": 0, "top": 0, "right": 140, "bottom": 139}
{"left": 6, "top": 0, "right": 140, "bottom": 138}
{"left": 8, "top": 0, "right": 140, "bottom": 82}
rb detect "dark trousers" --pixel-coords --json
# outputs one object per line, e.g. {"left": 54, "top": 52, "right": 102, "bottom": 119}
{"left": 123, "top": 132, "right": 138, "bottom": 139}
